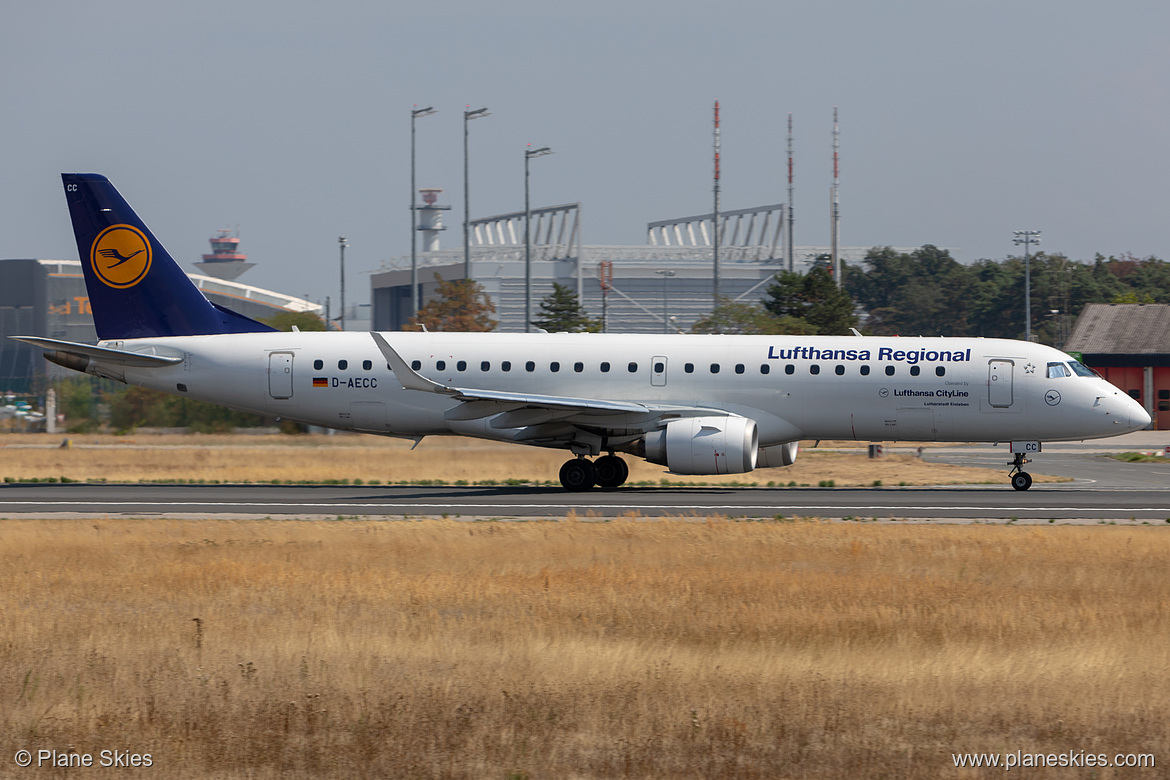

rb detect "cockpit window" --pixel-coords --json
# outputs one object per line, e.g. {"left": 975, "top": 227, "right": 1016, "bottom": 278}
{"left": 1067, "top": 360, "right": 1097, "bottom": 378}
{"left": 1047, "top": 362, "right": 1071, "bottom": 378}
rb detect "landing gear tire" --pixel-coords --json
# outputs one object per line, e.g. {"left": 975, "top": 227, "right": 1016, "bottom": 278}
{"left": 594, "top": 455, "right": 629, "bottom": 489}
{"left": 559, "top": 459, "right": 597, "bottom": 492}
{"left": 1011, "top": 471, "right": 1033, "bottom": 491}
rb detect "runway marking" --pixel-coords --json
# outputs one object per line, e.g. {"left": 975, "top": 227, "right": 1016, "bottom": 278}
{"left": 2, "top": 501, "right": 1170, "bottom": 514}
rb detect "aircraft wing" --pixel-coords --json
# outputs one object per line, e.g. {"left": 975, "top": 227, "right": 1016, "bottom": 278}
{"left": 10, "top": 336, "right": 184, "bottom": 368}
{"left": 371, "top": 332, "right": 723, "bottom": 429}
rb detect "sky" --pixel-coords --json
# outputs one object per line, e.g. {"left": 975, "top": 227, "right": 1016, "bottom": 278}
{"left": 3, "top": 0, "right": 1170, "bottom": 305}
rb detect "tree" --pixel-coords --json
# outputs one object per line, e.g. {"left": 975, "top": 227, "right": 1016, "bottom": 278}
{"left": 407, "top": 274, "right": 497, "bottom": 332}
{"left": 261, "top": 310, "right": 327, "bottom": 331}
{"left": 690, "top": 298, "right": 815, "bottom": 335}
{"left": 531, "top": 282, "right": 600, "bottom": 332}
{"left": 763, "top": 266, "right": 858, "bottom": 334}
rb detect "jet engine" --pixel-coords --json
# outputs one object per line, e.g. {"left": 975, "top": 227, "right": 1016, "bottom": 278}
{"left": 756, "top": 440, "right": 800, "bottom": 468}
{"left": 643, "top": 416, "right": 758, "bottom": 475}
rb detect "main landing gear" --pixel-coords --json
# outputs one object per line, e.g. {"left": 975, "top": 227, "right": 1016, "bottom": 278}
{"left": 1008, "top": 452, "right": 1033, "bottom": 491}
{"left": 559, "top": 454, "right": 630, "bottom": 491}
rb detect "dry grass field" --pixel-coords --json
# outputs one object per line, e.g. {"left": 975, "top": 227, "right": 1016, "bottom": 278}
{"left": 0, "top": 432, "right": 1052, "bottom": 487}
{"left": 1, "top": 518, "right": 1166, "bottom": 778}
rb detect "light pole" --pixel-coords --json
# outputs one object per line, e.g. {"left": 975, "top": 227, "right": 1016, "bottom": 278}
{"left": 654, "top": 269, "right": 676, "bottom": 334}
{"left": 524, "top": 145, "right": 552, "bottom": 332}
{"left": 1013, "top": 229, "right": 1041, "bottom": 341}
{"left": 410, "top": 106, "right": 436, "bottom": 319}
{"left": 463, "top": 107, "right": 489, "bottom": 281}
{"left": 338, "top": 235, "right": 348, "bottom": 331}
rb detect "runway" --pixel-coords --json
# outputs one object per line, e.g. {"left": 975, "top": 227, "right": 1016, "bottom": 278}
{"left": 2, "top": 481, "right": 1170, "bottom": 522}
{"left": 2, "top": 434, "right": 1168, "bottom": 522}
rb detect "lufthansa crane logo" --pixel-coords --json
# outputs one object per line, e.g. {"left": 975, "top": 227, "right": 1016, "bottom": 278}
{"left": 90, "top": 224, "right": 152, "bottom": 288}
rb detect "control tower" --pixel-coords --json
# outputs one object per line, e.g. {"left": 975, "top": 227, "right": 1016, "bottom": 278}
{"left": 195, "top": 228, "right": 255, "bottom": 281}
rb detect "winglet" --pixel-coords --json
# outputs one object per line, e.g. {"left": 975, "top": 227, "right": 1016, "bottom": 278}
{"left": 370, "top": 332, "right": 453, "bottom": 394}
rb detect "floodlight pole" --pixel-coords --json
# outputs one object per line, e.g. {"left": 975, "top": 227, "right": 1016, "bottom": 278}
{"left": 410, "top": 106, "right": 436, "bottom": 318}
{"left": 524, "top": 145, "right": 552, "bottom": 332}
{"left": 1013, "top": 230, "right": 1042, "bottom": 341}
{"left": 338, "top": 235, "right": 348, "bottom": 331}
{"left": 463, "top": 107, "right": 490, "bottom": 280}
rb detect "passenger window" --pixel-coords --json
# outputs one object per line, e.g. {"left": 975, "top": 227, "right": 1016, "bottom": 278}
{"left": 910, "top": 365, "right": 921, "bottom": 376}
{"left": 481, "top": 361, "right": 490, "bottom": 371}
{"left": 760, "top": 364, "right": 770, "bottom": 375}
{"left": 525, "top": 361, "right": 535, "bottom": 372}
{"left": 810, "top": 365, "right": 820, "bottom": 375}
{"left": 436, "top": 360, "right": 445, "bottom": 371}
{"left": 834, "top": 365, "right": 845, "bottom": 376}
{"left": 410, "top": 360, "right": 421, "bottom": 371}
{"left": 734, "top": 364, "right": 745, "bottom": 374}
{"left": 654, "top": 361, "right": 665, "bottom": 373}
{"left": 684, "top": 363, "right": 695, "bottom": 374}
{"left": 935, "top": 366, "right": 946, "bottom": 377}
{"left": 710, "top": 363, "right": 720, "bottom": 374}
{"left": 885, "top": 365, "right": 895, "bottom": 376}
{"left": 362, "top": 360, "right": 372, "bottom": 371}
{"left": 573, "top": 362, "right": 584, "bottom": 373}
{"left": 456, "top": 360, "right": 467, "bottom": 371}
{"left": 502, "top": 361, "right": 511, "bottom": 372}
{"left": 550, "top": 362, "right": 560, "bottom": 373}
{"left": 313, "top": 359, "right": 324, "bottom": 370}
{"left": 338, "top": 360, "right": 348, "bottom": 370}
{"left": 784, "top": 365, "right": 795, "bottom": 375}
{"left": 601, "top": 362, "right": 611, "bottom": 373}
{"left": 628, "top": 362, "right": 638, "bottom": 373}
{"left": 860, "top": 365, "right": 870, "bottom": 376}
{"left": 1046, "top": 362, "right": 1070, "bottom": 378}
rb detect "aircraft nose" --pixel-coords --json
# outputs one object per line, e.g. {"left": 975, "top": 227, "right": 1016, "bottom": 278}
{"left": 1131, "top": 399, "right": 1153, "bottom": 430}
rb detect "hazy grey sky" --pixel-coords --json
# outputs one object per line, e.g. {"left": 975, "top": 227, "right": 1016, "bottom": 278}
{"left": 3, "top": 0, "right": 1169, "bottom": 303}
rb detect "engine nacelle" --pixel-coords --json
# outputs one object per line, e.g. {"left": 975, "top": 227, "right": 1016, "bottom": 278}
{"left": 756, "top": 441, "right": 800, "bottom": 468}
{"left": 643, "top": 416, "right": 758, "bottom": 475}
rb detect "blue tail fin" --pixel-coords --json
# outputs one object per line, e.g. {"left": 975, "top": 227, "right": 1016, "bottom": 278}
{"left": 62, "top": 173, "right": 276, "bottom": 340}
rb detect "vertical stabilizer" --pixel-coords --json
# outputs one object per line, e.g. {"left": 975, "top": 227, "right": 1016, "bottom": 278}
{"left": 61, "top": 173, "right": 276, "bottom": 339}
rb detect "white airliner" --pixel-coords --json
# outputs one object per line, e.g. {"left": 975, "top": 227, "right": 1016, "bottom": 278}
{"left": 13, "top": 174, "right": 1151, "bottom": 491}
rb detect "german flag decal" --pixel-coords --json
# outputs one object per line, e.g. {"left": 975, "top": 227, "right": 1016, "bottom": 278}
{"left": 312, "top": 377, "right": 328, "bottom": 388}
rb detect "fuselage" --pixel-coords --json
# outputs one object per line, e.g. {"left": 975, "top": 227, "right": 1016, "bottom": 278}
{"left": 100, "top": 331, "right": 1148, "bottom": 447}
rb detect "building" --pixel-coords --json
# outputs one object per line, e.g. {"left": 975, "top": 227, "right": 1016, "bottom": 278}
{"left": 372, "top": 197, "right": 923, "bottom": 333}
{"left": 1065, "top": 303, "right": 1170, "bottom": 429}
{"left": 0, "top": 258, "right": 322, "bottom": 393}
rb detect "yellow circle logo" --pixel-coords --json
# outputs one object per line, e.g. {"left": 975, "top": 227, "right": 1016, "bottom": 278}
{"left": 91, "top": 224, "right": 152, "bottom": 288}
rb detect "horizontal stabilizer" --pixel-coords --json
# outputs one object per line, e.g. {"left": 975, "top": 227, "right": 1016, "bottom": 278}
{"left": 9, "top": 336, "right": 183, "bottom": 368}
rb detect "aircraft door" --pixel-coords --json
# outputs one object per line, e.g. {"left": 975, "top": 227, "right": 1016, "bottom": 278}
{"left": 988, "top": 359, "right": 1013, "bottom": 408}
{"left": 268, "top": 352, "right": 294, "bottom": 399}
{"left": 651, "top": 356, "right": 667, "bottom": 387}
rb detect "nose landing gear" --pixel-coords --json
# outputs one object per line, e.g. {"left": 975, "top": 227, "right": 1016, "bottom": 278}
{"left": 558, "top": 454, "right": 630, "bottom": 491}
{"left": 1009, "top": 451, "right": 1033, "bottom": 491}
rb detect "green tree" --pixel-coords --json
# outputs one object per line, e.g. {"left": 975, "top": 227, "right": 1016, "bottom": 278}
{"left": 763, "top": 266, "right": 858, "bottom": 334}
{"left": 690, "top": 298, "right": 815, "bottom": 335}
{"left": 531, "top": 282, "right": 600, "bottom": 332}
{"left": 262, "top": 310, "right": 327, "bottom": 331}
{"left": 408, "top": 274, "right": 497, "bottom": 332}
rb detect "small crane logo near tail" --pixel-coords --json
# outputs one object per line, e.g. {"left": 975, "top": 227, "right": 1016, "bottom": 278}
{"left": 90, "top": 225, "right": 152, "bottom": 288}
{"left": 97, "top": 247, "right": 144, "bottom": 267}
